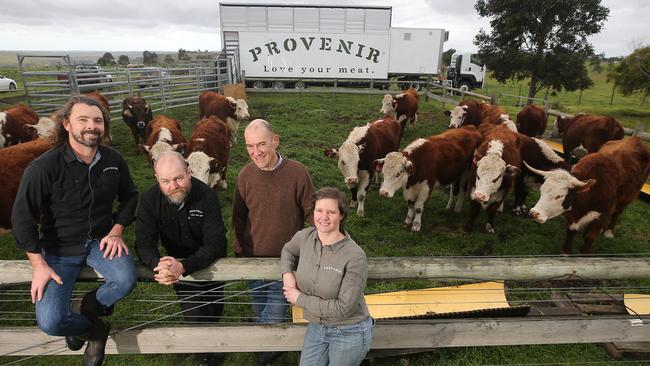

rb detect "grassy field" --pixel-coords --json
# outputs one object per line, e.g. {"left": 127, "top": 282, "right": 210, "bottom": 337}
{"left": 1, "top": 91, "right": 650, "bottom": 365}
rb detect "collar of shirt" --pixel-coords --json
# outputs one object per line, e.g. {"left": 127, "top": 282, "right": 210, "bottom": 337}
{"left": 262, "top": 153, "right": 283, "bottom": 171}
{"left": 63, "top": 142, "right": 101, "bottom": 169}
{"left": 308, "top": 227, "right": 350, "bottom": 252}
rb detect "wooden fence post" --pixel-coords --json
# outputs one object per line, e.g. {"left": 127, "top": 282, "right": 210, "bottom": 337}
{"left": 491, "top": 92, "right": 497, "bottom": 105}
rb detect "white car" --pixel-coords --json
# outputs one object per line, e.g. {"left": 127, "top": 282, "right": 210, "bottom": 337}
{"left": 0, "top": 75, "right": 17, "bottom": 91}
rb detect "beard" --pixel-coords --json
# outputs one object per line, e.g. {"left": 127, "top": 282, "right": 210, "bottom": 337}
{"left": 167, "top": 187, "right": 188, "bottom": 205}
{"left": 72, "top": 129, "right": 102, "bottom": 147}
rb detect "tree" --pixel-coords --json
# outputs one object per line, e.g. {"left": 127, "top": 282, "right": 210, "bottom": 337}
{"left": 164, "top": 54, "right": 175, "bottom": 65}
{"left": 442, "top": 48, "right": 456, "bottom": 67}
{"left": 178, "top": 48, "right": 191, "bottom": 61}
{"left": 474, "top": 0, "right": 609, "bottom": 102}
{"left": 96, "top": 52, "right": 115, "bottom": 66}
{"left": 117, "top": 55, "right": 130, "bottom": 66}
{"left": 143, "top": 51, "right": 159, "bottom": 65}
{"left": 608, "top": 46, "right": 650, "bottom": 100}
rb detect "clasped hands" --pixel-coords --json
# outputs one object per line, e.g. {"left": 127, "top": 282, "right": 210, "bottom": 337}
{"left": 282, "top": 272, "right": 301, "bottom": 305}
{"left": 153, "top": 256, "right": 185, "bottom": 286}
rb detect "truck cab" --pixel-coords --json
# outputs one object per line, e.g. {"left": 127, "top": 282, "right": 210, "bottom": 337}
{"left": 447, "top": 52, "right": 485, "bottom": 91}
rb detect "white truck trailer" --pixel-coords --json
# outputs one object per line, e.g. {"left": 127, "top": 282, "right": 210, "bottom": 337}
{"left": 219, "top": 3, "right": 448, "bottom": 89}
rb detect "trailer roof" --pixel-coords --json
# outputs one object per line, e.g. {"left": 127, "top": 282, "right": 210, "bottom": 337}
{"left": 219, "top": 3, "right": 392, "bottom": 10}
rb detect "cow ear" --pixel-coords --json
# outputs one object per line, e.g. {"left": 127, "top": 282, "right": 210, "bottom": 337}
{"left": 175, "top": 142, "right": 186, "bottom": 155}
{"left": 462, "top": 105, "right": 469, "bottom": 111}
{"left": 357, "top": 143, "right": 366, "bottom": 154}
{"left": 123, "top": 109, "right": 133, "bottom": 118}
{"left": 405, "top": 160, "right": 414, "bottom": 174}
{"left": 443, "top": 110, "right": 451, "bottom": 116}
{"left": 506, "top": 165, "right": 520, "bottom": 177}
{"left": 578, "top": 179, "right": 597, "bottom": 193}
{"left": 137, "top": 144, "right": 149, "bottom": 153}
{"left": 472, "top": 150, "right": 481, "bottom": 166}
{"left": 23, "top": 124, "right": 37, "bottom": 136}
{"left": 209, "top": 158, "right": 218, "bottom": 171}
{"left": 324, "top": 149, "right": 338, "bottom": 159}
{"left": 226, "top": 96, "right": 236, "bottom": 106}
{"left": 373, "top": 158, "right": 385, "bottom": 172}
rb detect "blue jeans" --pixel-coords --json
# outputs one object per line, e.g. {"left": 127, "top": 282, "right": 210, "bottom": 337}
{"left": 300, "top": 316, "right": 374, "bottom": 366}
{"left": 248, "top": 280, "right": 289, "bottom": 323}
{"left": 35, "top": 239, "right": 136, "bottom": 336}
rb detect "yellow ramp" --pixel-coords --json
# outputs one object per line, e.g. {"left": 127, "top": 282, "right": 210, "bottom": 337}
{"left": 292, "top": 281, "right": 508, "bottom": 323}
{"left": 624, "top": 294, "right": 650, "bottom": 315}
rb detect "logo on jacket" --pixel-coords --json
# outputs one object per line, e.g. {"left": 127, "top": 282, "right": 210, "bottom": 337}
{"left": 323, "top": 266, "right": 342, "bottom": 274}
{"left": 189, "top": 209, "right": 204, "bottom": 218}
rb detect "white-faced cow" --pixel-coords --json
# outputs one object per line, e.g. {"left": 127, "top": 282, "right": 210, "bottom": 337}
{"left": 1, "top": 104, "right": 39, "bottom": 147}
{"left": 375, "top": 125, "right": 482, "bottom": 231}
{"left": 139, "top": 115, "right": 186, "bottom": 166}
{"left": 527, "top": 137, "right": 650, "bottom": 254}
{"left": 122, "top": 96, "right": 153, "bottom": 147}
{"left": 444, "top": 99, "right": 483, "bottom": 128}
{"left": 512, "top": 134, "right": 571, "bottom": 216}
{"left": 380, "top": 88, "right": 419, "bottom": 133}
{"left": 466, "top": 124, "right": 521, "bottom": 233}
{"left": 184, "top": 116, "right": 231, "bottom": 190}
{"left": 516, "top": 105, "right": 547, "bottom": 137}
{"left": 198, "top": 91, "right": 249, "bottom": 146}
{"left": 325, "top": 117, "right": 402, "bottom": 217}
{"left": 552, "top": 114, "right": 624, "bottom": 162}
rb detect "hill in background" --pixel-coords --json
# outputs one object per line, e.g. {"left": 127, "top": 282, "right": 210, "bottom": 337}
{"left": 0, "top": 50, "right": 177, "bottom": 67}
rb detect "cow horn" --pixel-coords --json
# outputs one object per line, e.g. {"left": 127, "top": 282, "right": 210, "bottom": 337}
{"left": 523, "top": 161, "right": 549, "bottom": 177}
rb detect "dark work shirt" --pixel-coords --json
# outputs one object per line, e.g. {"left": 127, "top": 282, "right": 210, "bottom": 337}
{"left": 12, "top": 142, "right": 139, "bottom": 256}
{"left": 135, "top": 177, "right": 227, "bottom": 275}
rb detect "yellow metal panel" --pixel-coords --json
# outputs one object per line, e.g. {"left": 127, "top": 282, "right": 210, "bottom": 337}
{"left": 624, "top": 293, "right": 650, "bottom": 315}
{"left": 544, "top": 139, "right": 564, "bottom": 153}
{"left": 292, "top": 281, "right": 508, "bottom": 323}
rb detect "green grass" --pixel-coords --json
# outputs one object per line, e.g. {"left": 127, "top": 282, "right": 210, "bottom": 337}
{"left": 1, "top": 92, "right": 650, "bottom": 365}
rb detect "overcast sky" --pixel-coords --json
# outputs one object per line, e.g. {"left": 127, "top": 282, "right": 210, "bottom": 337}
{"left": 1, "top": 0, "right": 647, "bottom": 57}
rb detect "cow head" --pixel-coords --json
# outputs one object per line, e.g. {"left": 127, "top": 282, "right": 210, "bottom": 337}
{"left": 334, "top": 140, "right": 366, "bottom": 187}
{"left": 526, "top": 162, "right": 596, "bottom": 223}
{"left": 186, "top": 151, "right": 221, "bottom": 189}
{"left": 551, "top": 115, "right": 572, "bottom": 138}
{"left": 380, "top": 94, "right": 396, "bottom": 116}
{"left": 499, "top": 114, "right": 518, "bottom": 132}
{"left": 122, "top": 97, "right": 153, "bottom": 130}
{"left": 446, "top": 105, "right": 470, "bottom": 128}
{"left": 24, "top": 117, "right": 56, "bottom": 140}
{"left": 226, "top": 96, "right": 250, "bottom": 121}
{"left": 377, "top": 152, "right": 412, "bottom": 198}
{"left": 472, "top": 140, "right": 520, "bottom": 204}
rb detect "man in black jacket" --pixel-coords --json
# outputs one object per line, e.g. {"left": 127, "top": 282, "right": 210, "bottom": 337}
{"left": 12, "top": 95, "right": 139, "bottom": 366}
{"left": 136, "top": 151, "right": 227, "bottom": 366}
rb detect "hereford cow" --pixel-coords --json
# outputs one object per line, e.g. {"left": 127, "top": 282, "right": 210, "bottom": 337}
{"left": 0, "top": 138, "right": 52, "bottom": 229}
{"left": 1, "top": 104, "right": 39, "bottom": 147}
{"left": 122, "top": 96, "right": 153, "bottom": 147}
{"left": 552, "top": 114, "right": 624, "bottom": 161}
{"left": 184, "top": 116, "right": 231, "bottom": 190}
{"left": 24, "top": 117, "right": 57, "bottom": 140}
{"left": 139, "top": 115, "right": 186, "bottom": 166}
{"left": 512, "top": 135, "right": 571, "bottom": 216}
{"left": 198, "top": 91, "right": 249, "bottom": 146}
{"left": 85, "top": 91, "right": 110, "bottom": 112}
{"left": 444, "top": 99, "right": 483, "bottom": 128}
{"left": 516, "top": 105, "right": 547, "bottom": 137}
{"left": 466, "top": 124, "right": 521, "bottom": 233}
{"left": 375, "top": 125, "right": 482, "bottom": 231}
{"left": 527, "top": 137, "right": 650, "bottom": 254}
{"left": 380, "top": 88, "right": 419, "bottom": 132}
{"left": 324, "top": 117, "right": 402, "bottom": 217}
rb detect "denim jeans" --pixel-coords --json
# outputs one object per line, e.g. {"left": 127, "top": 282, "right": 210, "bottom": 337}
{"left": 248, "top": 280, "right": 289, "bottom": 323}
{"left": 35, "top": 239, "right": 136, "bottom": 336}
{"left": 299, "top": 316, "right": 374, "bottom": 366}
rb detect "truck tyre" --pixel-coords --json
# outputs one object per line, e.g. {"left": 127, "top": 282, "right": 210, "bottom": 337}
{"left": 252, "top": 81, "right": 265, "bottom": 89}
{"left": 458, "top": 81, "right": 471, "bottom": 92}
{"left": 272, "top": 81, "right": 285, "bottom": 89}
{"left": 409, "top": 82, "right": 421, "bottom": 91}
{"left": 294, "top": 81, "right": 307, "bottom": 89}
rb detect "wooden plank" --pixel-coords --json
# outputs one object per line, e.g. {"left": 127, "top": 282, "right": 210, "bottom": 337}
{"left": 574, "top": 303, "right": 627, "bottom": 315}
{"left": 5, "top": 257, "right": 650, "bottom": 285}
{"left": 2, "top": 317, "right": 650, "bottom": 356}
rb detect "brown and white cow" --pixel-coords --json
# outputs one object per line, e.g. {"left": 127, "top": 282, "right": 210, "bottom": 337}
{"left": 23, "top": 117, "right": 57, "bottom": 141}
{"left": 198, "top": 91, "right": 249, "bottom": 146}
{"left": 380, "top": 88, "right": 419, "bottom": 132}
{"left": 325, "top": 117, "right": 402, "bottom": 217}
{"left": 552, "top": 114, "right": 624, "bottom": 161}
{"left": 466, "top": 124, "right": 521, "bottom": 233}
{"left": 0, "top": 104, "right": 39, "bottom": 147}
{"left": 85, "top": 91, "right": 110, "bottom": 112}
{"left": 0, "top": 138, "right": 52, "bottom": 230}
{"left": 184, "top": 116, "right": 231, "bottom": 190}
{"left": 527, "top": 137, "right": 650, "bottom": 254}
{"left": 139, "top": 115, "right": 186, "bottom": 166}
{"left": 444, "top": 99, "right": 483, "bottom": 128}
{"left": 122, "top": 96, "right": 153, "bottom": 147}
{"left": 516, "top": 105, "right": 547, "bottom": 137}
{"left": 512, "top": 134, "right": 571, "bottom": 216}
{"left": 375, "top": 125, "right": 482, "bottom": 231}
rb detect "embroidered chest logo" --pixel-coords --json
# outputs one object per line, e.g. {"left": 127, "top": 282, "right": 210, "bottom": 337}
{"left": 322, "top": 266, "right": 342, "bottom": 274}
{"left": 102, "top": 166, "right": 118, "bottom": 172}
{"left": 189, "top": 209, "right": 204, "bottom": 218}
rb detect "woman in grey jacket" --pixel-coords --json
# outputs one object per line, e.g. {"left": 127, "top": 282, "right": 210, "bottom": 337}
{"left": 281, "top": 187, "right": 373, "bottom": 366}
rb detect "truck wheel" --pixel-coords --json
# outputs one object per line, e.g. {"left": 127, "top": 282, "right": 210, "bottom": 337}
{"left": 409, "top": 82, "right": 421, "bottom": 91}
{"left": 458, "top": 81, "right": 471, "bottom": 92}
{"left": 252, "top": 81, "right": 265, "bottom": 89}
{"left": 272, "top": 81, "right": 285, "bottom": 89}
{"left": 294, "top": 81, "right": 307, "bottom": 89}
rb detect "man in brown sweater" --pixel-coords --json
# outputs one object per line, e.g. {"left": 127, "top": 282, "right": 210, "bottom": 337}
{"left": 232, "top": 118, "right": 315, "bottom": 365}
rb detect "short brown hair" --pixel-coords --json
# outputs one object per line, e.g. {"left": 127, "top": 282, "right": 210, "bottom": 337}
{"left": 310, "top": 187, "right": 349, "bottom": 234}
{"left": 55, "top": 95, "right": 111, "bottom": 146}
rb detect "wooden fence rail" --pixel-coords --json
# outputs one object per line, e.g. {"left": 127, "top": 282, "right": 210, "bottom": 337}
{"left": 3, "top": 256, "right": 650, "bottom": 285}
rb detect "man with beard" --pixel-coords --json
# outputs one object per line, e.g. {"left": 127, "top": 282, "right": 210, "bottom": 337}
{"left": 136, "top": 151, "right": 228, "bottom": 366}
{"left": 12, "top": 95, "right": 138, "bottom": 366}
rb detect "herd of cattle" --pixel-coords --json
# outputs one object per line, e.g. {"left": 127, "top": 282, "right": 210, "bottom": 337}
{"left": 0, "top": 88, "right": 649, "bottom": 254}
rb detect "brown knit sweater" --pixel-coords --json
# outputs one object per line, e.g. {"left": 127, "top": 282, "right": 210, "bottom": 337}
{"left": 232, "top": 158, "right": 315, "bottom": 257}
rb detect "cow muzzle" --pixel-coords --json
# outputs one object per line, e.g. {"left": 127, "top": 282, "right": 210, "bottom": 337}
{"left": 379, "top": 189, "right": 392, "bottom": 198}
{"left": 346, "top": 177, "right": 358, "bottom": 186}
{"left": 472, "top": 191, "right": 488, "bottom": 203}
{"left": 137, "top": 121, "right": 146, "bottom": 129}
{"left": 529, "top": 209, "right": 547, "bottom": 224}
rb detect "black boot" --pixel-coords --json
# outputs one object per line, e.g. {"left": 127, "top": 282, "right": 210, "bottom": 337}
{"left": 80, "top": 318, "right": 111, "bottom": 366}
{"left": 80, "top": 289, "right": 114, "bottom": 317}
{"left": 65, "top": 298, "right": 85, "bottom": 351}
